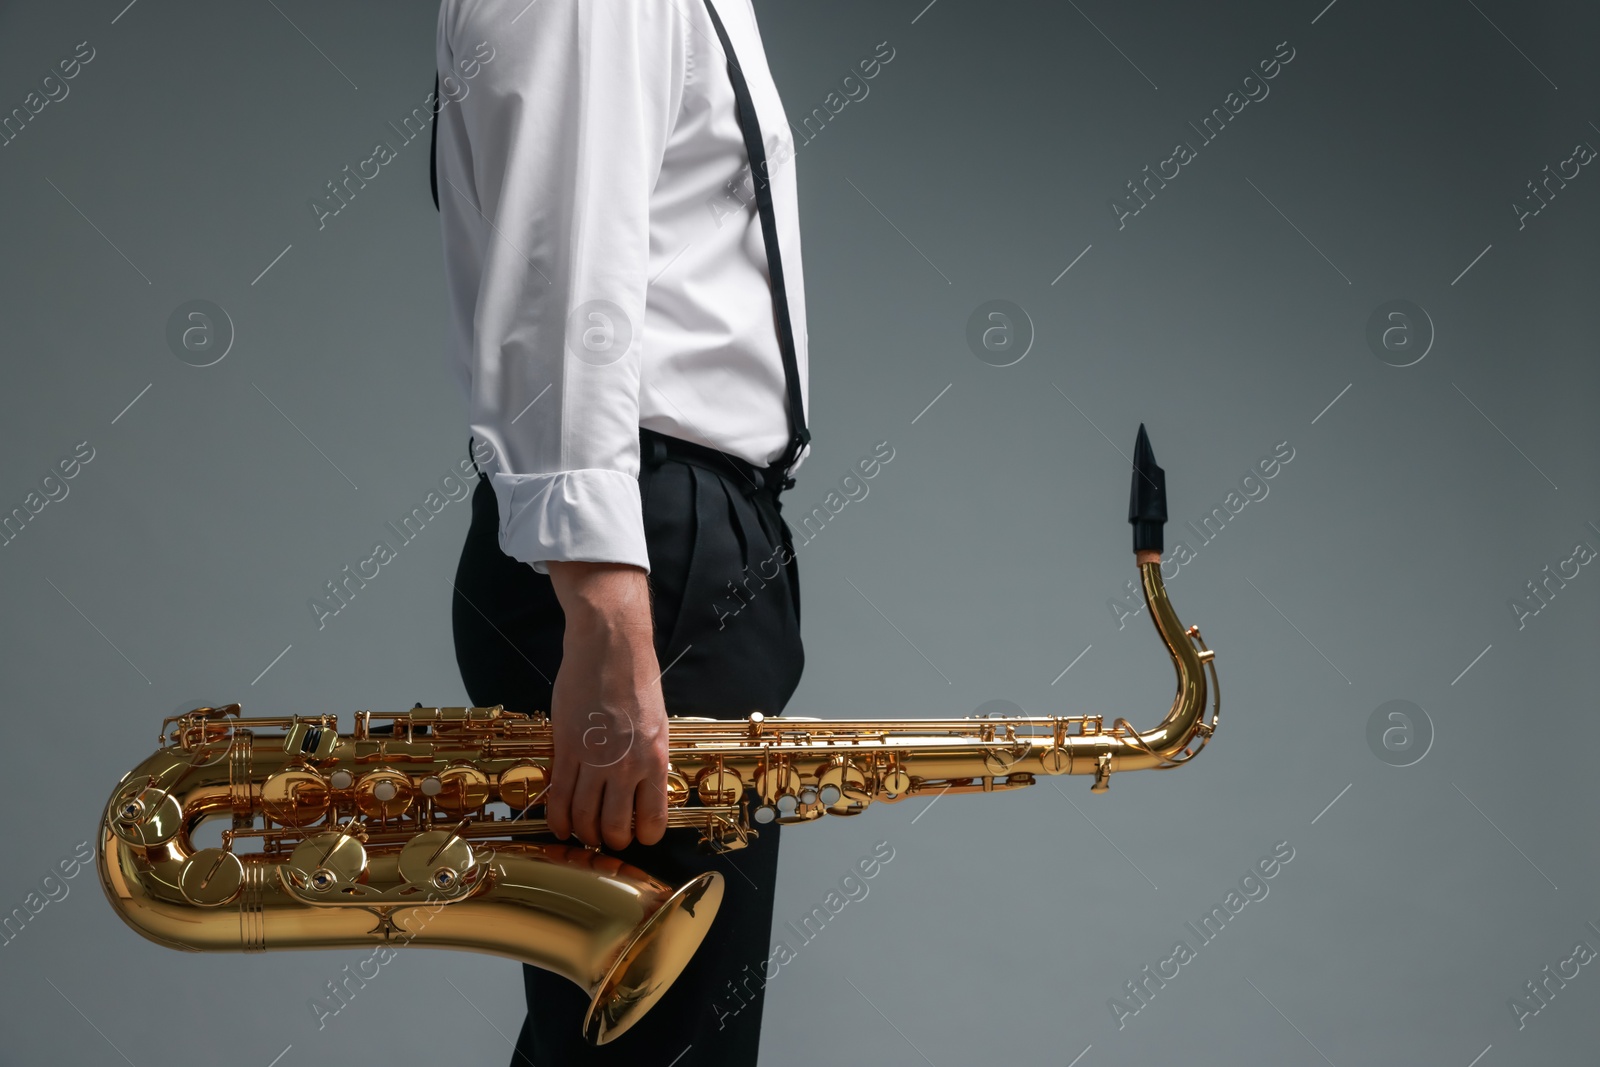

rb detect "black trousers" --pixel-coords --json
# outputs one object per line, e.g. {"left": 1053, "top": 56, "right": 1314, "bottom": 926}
{"left": 452, "top": 430, "right": 805, "bottom": 1066}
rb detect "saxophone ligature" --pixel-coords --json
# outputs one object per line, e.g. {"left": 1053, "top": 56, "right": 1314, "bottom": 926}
{"left": 97, "top": 425, "right": 1218, "bottom": 1045}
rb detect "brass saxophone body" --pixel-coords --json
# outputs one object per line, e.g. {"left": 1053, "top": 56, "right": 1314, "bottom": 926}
{"left": 97, "top": 426, "right": 1219, "bottom": 1045}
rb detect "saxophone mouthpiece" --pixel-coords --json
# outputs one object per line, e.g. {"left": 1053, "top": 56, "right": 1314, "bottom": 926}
{"left": 1128, "top": 423, "right": 1167, "bottom": 557}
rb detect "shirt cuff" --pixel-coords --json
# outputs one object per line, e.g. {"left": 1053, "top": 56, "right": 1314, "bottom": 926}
{"left": 489, "top": 469, "right": 650, "bottom": 575}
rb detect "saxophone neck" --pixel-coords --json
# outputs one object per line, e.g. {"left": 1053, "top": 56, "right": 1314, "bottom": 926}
{"left": 1124, "top": 427, "right": 1215, "bottom": 765}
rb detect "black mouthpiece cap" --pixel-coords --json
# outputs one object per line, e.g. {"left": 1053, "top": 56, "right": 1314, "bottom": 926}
{"left": 1128, "top": 423, "right": 1167, "bottom": 553}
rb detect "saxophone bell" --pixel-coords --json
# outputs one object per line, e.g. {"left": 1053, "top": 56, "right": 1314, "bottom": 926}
{"left": 97, "top": 717, "right": 726, "bottom": 1046}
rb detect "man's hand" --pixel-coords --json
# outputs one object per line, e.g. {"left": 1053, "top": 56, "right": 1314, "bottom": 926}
{"left": 543, "top": 560, "right": 670, "bottom": 850}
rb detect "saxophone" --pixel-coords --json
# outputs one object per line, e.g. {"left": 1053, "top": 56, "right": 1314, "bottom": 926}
{"left": 97, "top": 425, "right": 1218, "bottom": 1045}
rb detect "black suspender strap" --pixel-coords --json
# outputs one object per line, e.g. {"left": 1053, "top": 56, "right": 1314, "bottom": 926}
{"left": 430, "top": 74, "right": 440, "bottom": 211}
{"left": 432, "top": 9, "right": 810, "bottom": 489}
{"left": 702, "top": 0, "right": 810, "bottom": 489}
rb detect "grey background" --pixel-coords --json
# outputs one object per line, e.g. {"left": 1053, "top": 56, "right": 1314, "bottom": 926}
{"left": 1, "top": 0, "right": 1596, "bottom": 1064}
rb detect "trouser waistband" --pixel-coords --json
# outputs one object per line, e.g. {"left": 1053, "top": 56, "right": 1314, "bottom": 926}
{"left": 639, "top": 427, "right": 791, "bottom": 499}
{"left": 468, "top": 431, "right": 793, "bottom": 499}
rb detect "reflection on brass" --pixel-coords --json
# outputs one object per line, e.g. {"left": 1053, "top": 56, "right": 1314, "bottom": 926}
{"left": 432, "top": 765, "right": 491, "bottom": 815}
{"left": 98, "top": 428, "right": 1219, "bottom": 1045}
{"left": 259, "top": 768, "right": 329, "bottom": 827}
{"left": 353, "top": 769, "right": 414, "bottom": 821}
{"left": 696, "top": 766, "right": 743, "bottom": 806}
{"left": 496, "top": 761, "right": 546, "bottom": 810}
{"left": 179, "top": 848, "right": 243, "bottom": 907}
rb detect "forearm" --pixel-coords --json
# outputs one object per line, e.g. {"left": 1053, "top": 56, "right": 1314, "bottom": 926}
{"left": 546, "top": 560, "right": 656, "bottom": 651}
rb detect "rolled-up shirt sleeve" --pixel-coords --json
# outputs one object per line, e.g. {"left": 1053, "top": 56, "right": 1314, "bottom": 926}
{"left": 436, "top": 0, "right": 687, "bottom": 574}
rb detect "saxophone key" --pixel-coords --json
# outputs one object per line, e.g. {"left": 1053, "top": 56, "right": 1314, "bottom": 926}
{"left": 109, "top": 784, "right": 184, "bottom": 847}
{"left": 818, "top": 759, "right": 871, "bottom": 813}
{"left": 695, "top": 767, "right": 743, "bottom": 806}
{"left": 755, "top": 764, "right": 801, "bottom": 804}
{"left": 179, "top": 848, "right": 244, "bottom": 907}
{"left": 430, "top": 764, "right": 492, "bottom": 815}
{"left": 1039, "top": 747, "right": 1071, "bottom": 775}
{"left": 283, "top": 720, "right": 338, "bottom": 759}
{"left": 399, "top": 829, "right": 478, "bottom": 894}
{"left": 983, "top": 743, "right": 1030, "bottom": 777}
{"left": 879, "top": 768, "right": 912, "bottom": 797}
{"left": 354, "top": 768, "right": 415, "bottom": 820}
{"left": 286, "top": 829, "right": 368, "bottom": 895}
{"left": 665, "top": 767, "right": 691, "bottom": 806}
{"left": 498, "top": 761, "right": 549, "bottom": 810}
{"left": 1090, "top": 752, "right": 1113, "bottom": 793}
{"left": 259, "top": 768, "right": 331, "bottom": 827}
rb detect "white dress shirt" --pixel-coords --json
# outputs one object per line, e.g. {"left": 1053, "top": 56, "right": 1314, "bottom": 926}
{"left": 434, "top": 0, "right": 810, "bottom": 575}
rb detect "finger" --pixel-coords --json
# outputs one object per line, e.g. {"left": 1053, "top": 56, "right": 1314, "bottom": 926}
{"left": 544, "top": 758, "right": 577, "bottom": 841}
{"left": 633, "top": 777, "right": 669, "bottom": 847}
{"left": 601, "top": 772, "right": 638, "bottom": 851}
{"left": 570, "top": 765, "right": 605, "bottom": 849}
